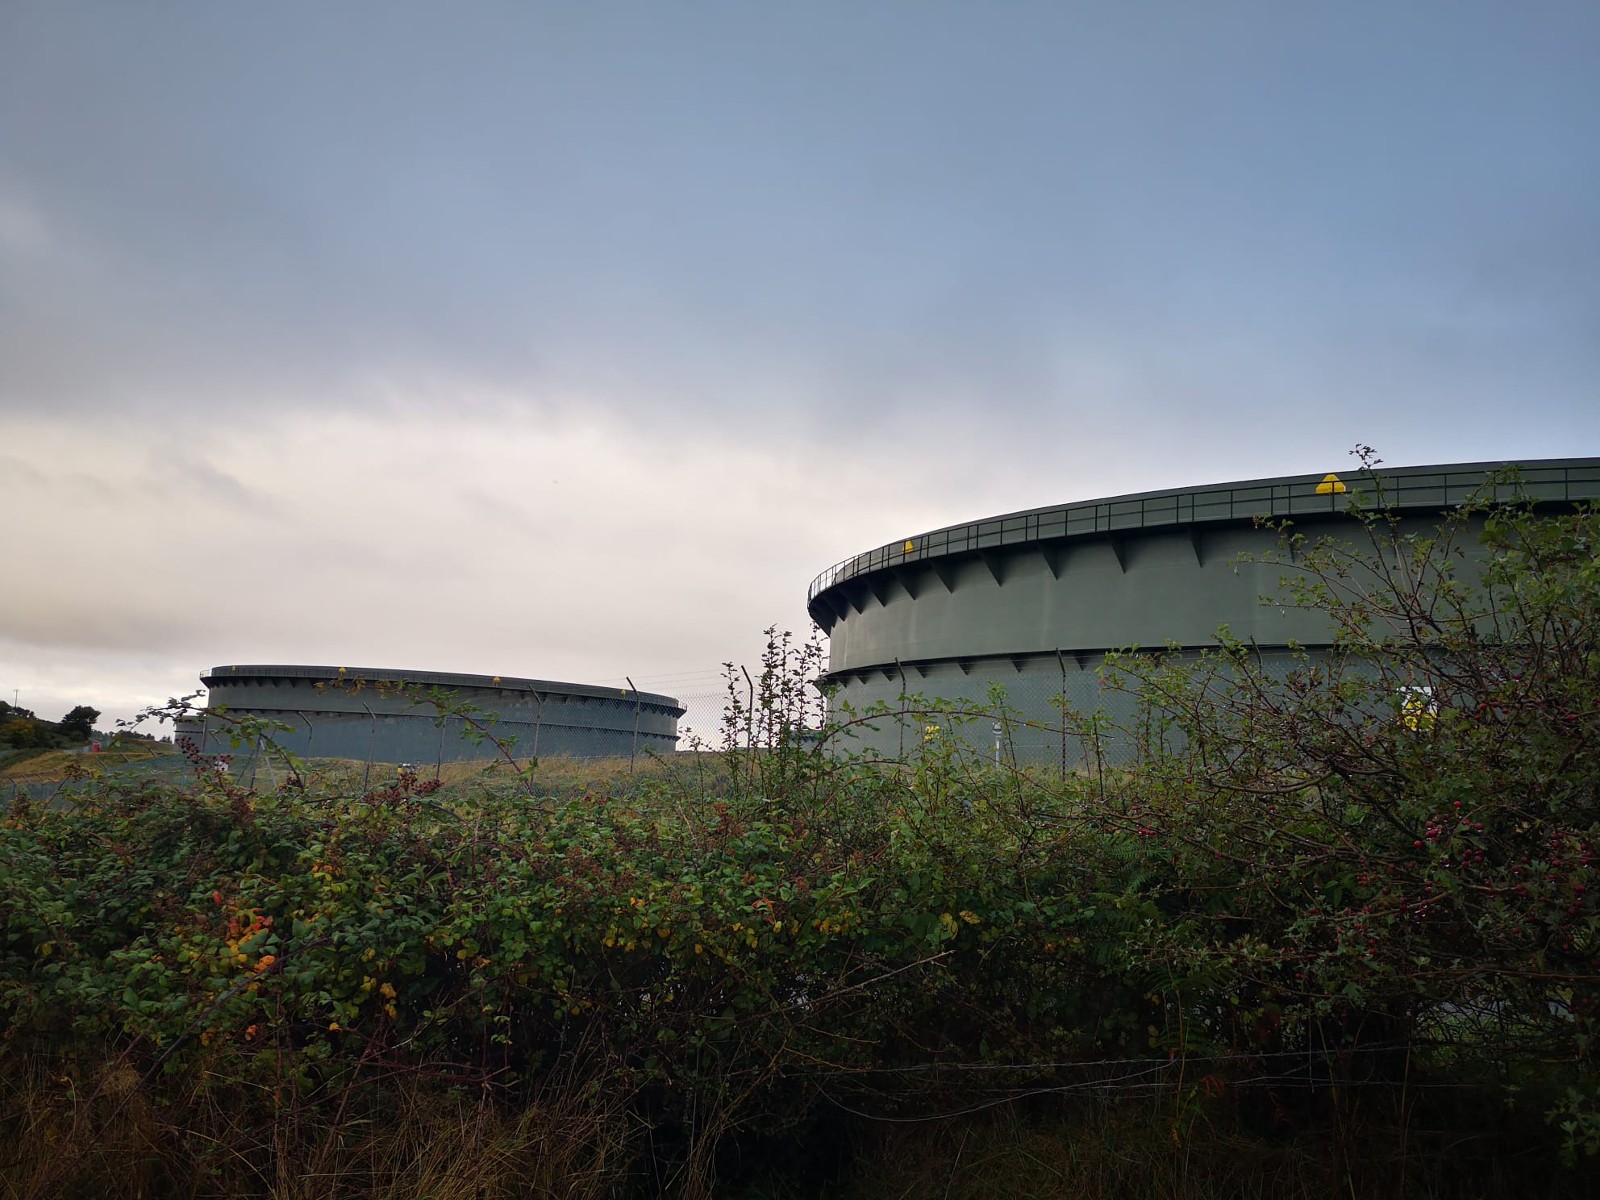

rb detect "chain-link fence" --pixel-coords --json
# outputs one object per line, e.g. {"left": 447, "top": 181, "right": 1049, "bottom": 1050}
{"left": 820, "top": 654, "right": 1138, "bottom": 770}
{"left": 618, "top": 654, "right": 1214, "bottom": 772}
{"left": 4, "top": 650, "right": 1293, "bottom": 807}
{"left": 1, "top": 669, "right": 746, "bottom": 809}
{"left": 818, "top": 647, "right": 1329, "bottom": 771}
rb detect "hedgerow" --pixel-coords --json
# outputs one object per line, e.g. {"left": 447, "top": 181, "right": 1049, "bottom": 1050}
{"left": 2, "top": 734, "right": 1177, "bottom": 1196}
{"left": 2, "top": 471, "right": 1597, "bottom": 1198}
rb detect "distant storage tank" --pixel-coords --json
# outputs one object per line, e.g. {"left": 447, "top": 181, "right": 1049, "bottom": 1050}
{"left": 808, "top": 460, "right": 1600, "bottom": 761}
{"left": 179, "top": 665, "right": 683, "bottom": 765}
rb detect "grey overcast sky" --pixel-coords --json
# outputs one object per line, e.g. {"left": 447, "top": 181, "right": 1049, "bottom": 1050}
{"left": 2, "top": 0, "right": 1597, "bottom": 736}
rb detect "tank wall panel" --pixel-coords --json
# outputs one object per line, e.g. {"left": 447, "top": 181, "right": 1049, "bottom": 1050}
{"left": 189, "top": 668, "right": 682, "bottom": 765}
{"left": 184, "top": 711, "right": 676, "bottom": 765}
{"left": 808, "top": 459, "right": 1600, "bottom": 764}
{"left": 822, "top": 514, "right": 1498, "bottom": 673}
{"left": 825, "top": 648, "right": 1315, "bottom": 764}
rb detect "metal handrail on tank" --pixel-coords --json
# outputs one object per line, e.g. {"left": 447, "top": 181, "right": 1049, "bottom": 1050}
{"left": 807, "top": 459, "right": 1600, "bottom": 605}
{"left": 200, "top": 664, "right": 684, "bottom": 713}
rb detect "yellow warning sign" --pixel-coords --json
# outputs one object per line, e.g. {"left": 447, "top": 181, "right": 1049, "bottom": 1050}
{"left": 1315, "top": 474, "right": 1347, "bottom": 495}
{"left": 903, "top": 539, "right": 915, "bottom": 553}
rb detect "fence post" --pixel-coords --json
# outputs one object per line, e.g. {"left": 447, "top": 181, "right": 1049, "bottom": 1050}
{"left": 627, "top": 676, "right": 641, "bottom": 774}
{"left": 1055, "top": 647, "right": 1068, "bottom": 784}
{"left": 532, "top": 690, "right": 543, "bottom": 761}
{"left": 741, "top": 666, "right": 755, "bottom": 750}
{"left": 360, "top": 703, "right": 376, "bottom": 794}
{"left": 895, "top": 658, "right": 906, "bottom": 761}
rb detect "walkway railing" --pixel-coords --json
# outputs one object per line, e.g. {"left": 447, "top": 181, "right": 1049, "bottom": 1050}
{"left": 807, "top": 459, "right": 1600, "bottom": 604}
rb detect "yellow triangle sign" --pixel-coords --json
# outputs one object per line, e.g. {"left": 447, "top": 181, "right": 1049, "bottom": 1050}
{"left": 1315, "top": 473, "right": 1347, "bottom": 495}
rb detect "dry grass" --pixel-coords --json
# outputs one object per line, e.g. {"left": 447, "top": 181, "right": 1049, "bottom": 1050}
{"left": 0, "top": 738, "right": 690, "bottom": 796}
{"left": 0, "top": 739, "right": 172, "bottom": 783}
{"left": 431, "top": 753, "right": 670, "bottom": 790}
{"left": 261, "top": 1090, "right": 635, "bottom": 1200}
{"left": 831, "top": 1106, "right": 1337, "bottom": 1200}
{"left": 0, "top": 1052, "right": 638, "bottom": 1200}
{"left": 250, "top": 750, "right": 700, "bottom": 800}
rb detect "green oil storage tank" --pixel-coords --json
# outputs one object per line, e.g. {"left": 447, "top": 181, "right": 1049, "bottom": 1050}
{"left": 178, "top": 665, "right": 683, "bottom": 766}
{"left": 807, "top": 459, "right": 1600, "bottom": 763}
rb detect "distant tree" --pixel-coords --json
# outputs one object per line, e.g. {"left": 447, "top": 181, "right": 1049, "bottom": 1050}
{"left": 1, "top": 717, "right": 47, "bottom": 748}
{"left": 58, "top": 705, "right": 101, "bottom": 741}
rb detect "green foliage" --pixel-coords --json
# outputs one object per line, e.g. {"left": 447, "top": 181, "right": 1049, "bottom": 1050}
{"left": 0, "top": 699, "right": 105, "bottom": 751}
{"left": 0, "top": 717, "right": 48, "bottom": 749}
{"left": 57, "top": 704, "right": 101, "bottom": 740}
{"left": 1100, "top": 468, "right": 1600, "bottom": 1162}
{"left": 0, "top": 742, "right": 1158, "bottom": 1194}
{"left": 3, "top": 476, "right": 1598, "bottom": 1195}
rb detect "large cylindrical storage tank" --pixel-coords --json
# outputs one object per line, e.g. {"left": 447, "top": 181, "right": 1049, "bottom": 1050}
{"left": 179, "top": 665, "right": 684, "bottom": 765}
{"left": 808, "top": 460, "right": 1600, "bottom": 762}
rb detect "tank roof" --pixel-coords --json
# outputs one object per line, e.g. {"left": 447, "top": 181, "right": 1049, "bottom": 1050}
{"left": 808, "top": 457, "right": 1600, "bottom": 611}
{"left": 201, "top": 664, "right": 683, "bottom": 714}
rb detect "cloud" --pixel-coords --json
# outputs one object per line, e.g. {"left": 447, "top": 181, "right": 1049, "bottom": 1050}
{"left": 3, "top": 2, "right": 1596, "bottom": 437}
{"left": 1, "top": 405, "right": 958, "bottom": 721}
{"left": 2, "top": 1, "right": 1597, "bottom": 728}
{"left": 0, "top": 190, "right": 52, "bottom": 254}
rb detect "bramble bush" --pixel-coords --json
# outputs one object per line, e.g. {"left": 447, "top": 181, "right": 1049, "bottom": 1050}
{"left": 0, "top": 714, "right": 1164, "bottom": 1197}
{"left": 1100, "top": 471, "right": 1600, "bottom": 1163}
{"left": 1, "top": 465, "right": 1597, "bottom": 1198}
